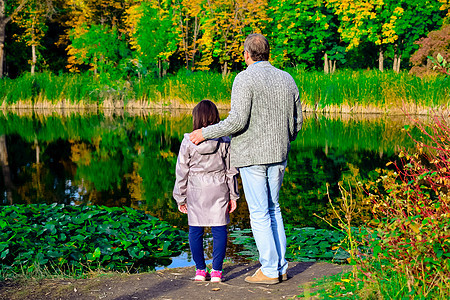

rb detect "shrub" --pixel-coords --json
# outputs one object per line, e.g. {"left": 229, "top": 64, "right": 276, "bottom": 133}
{"left": 363, "top": 114, "right": 450, "bottom": 298}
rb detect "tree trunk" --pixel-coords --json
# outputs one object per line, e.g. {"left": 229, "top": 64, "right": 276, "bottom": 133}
{"left": 379, "top": 47, "right": 384, "bottom": 72}
{"left": 31, "top": 44, "right": 36, "bottom": 74}
{"left": 183, "top": 14, "right": 189, "bottom": 70}
{"left": 191, "top": 15, "right": 199, "bottom": 71}
{"left": 222, "top": 61, "right": 228, "bottom": 77}
{"left": 0, "top": 0, "right": 29, "bottom": 78}
{"left": 0, "top": 135, "right": 13, "bottom": 204}
{"left": 158, "top": 58, "right": 162, "bottom": 78}
{"left": 396, "top": 54, "right": 401, "bottom": 73}
{"left": 393, "top": 54, "right": 402, "bottom": 73}
{"left": 324, "top": 53, "right": 329, "bottom": 74}
{"left": 162, "top": 59, "right": 168, "bottom": 77}
{"left": 31, "top": 21, "right": 36, "bottom": 74}
{"left": 0, "top": 20, "right": 6, "bottom": 79}
{"left": 393, "top": 53, "right": 398, "bottom": 72}
{"left": 332, "top": 60, "right": 336, "bottom": 74}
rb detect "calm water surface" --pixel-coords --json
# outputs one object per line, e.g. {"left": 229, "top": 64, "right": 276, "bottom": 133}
{"left": 0, "top": 110, "right": 424, "bottom": 267}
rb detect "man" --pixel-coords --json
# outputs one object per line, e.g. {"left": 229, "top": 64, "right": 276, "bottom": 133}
{"left": 189, "top": 33, "right": 302, "bottom": 284}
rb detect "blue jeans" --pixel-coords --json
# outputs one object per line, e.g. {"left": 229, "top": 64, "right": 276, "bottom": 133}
{"left": 239, "top": 160, "right": 288, "bottom": 278}
{"left": 189, "top": 225, "right": 227, "bottom": 271}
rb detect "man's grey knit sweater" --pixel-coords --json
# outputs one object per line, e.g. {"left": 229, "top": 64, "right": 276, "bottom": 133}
{"left": 202, "top": 61, "right": 303, "bottom": 168}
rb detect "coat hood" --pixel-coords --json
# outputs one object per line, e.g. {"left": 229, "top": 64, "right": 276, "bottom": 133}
{"left": 184, "top": 133, "right": 219, "bottom": 155}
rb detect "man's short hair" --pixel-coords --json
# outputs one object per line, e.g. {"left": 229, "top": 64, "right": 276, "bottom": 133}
{"left": 244, "top": 34, "right": 270, "bottom": 61}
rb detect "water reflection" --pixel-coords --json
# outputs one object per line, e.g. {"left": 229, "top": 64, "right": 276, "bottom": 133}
{"left": 0, "top": 110, "right": 423, "bottom": 232}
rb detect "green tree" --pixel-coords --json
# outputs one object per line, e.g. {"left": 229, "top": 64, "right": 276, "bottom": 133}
{"left": 390, "top": 0, "right": 445, "bottom": 72}
{"left": 67, "top": 24, "right": 130, "bottom": 79}
{"left": 268, "top": 0, "right": 343, "bottom": 72}
{"left": 124, "top": 1, "right": 178, "bottom": 78}
{"left": 62, "top": 0, "right": 131, "bottom": 73}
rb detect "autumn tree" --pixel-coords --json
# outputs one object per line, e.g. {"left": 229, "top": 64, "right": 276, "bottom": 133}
{"left": 62, "top": 0, "right": 131, "bottom": 73}
{"left": 198, "top": 0, "right": 269, "bottom": 75}
{"left": 327, "top": 0, "right": 391, "bottom": 71}
{"left": 11, "top": 0, "right": 54, "bottom": 74}
{"left": 173, "top": 0, "right": 203, "bottom": 71}
{"left": 327, "top": 0, "right": 445, "bottom": 72}
{"left": 0, "top": 0, "right": 28, "bottom": 78}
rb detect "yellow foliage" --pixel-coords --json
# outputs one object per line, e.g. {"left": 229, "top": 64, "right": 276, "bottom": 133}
{"left": 71, "top": 142, "right": 92, "bottom": 166}
{"left": 198, "top": 0, "right": 269, "bottom": 72}
{"left": 126, "top": 162, "right": 144, "bottom": 208}
{"left": 123, "top": 4, "right": 144, "bottom": 53}
{"left": 439, "top": 0, "right": 450, "bottom": 18}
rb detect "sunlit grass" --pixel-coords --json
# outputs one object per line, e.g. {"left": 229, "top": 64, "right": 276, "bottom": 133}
{"left": 1, "top": 69, "right": 448, "bottom": 111}
{"left": 289, "top": 69, "right": 449, "bottom": 112}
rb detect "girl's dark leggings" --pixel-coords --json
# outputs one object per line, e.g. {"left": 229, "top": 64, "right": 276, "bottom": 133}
{"left": 189, "top": 225, "right": 227, "bottom": 271}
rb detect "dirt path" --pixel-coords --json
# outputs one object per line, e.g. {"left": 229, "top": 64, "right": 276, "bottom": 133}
{"left": 0, "top": 261, "right": 351, "bottom": 300}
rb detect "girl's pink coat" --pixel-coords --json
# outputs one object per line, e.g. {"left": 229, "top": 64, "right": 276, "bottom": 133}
{"left": 173, "top": 133, "right": 239, "bottom": 226}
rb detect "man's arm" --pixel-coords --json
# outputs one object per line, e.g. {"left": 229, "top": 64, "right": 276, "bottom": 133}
{"left": 190, "top": 73, "right": 252, "bottom": 144}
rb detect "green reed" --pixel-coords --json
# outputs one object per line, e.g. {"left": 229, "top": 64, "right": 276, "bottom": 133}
{"left": 130, "top": 70, "right": 234, "bottom": 104}
{"left": 289, "top": 69, "right": 450, "bottom": 109}
{"left": 1, "top": 69, "right": 448, "bottom": 109}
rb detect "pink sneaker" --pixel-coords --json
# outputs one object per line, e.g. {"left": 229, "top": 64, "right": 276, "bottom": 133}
{"left": 194, "top": 269, "right": 210, "bottom": 281}
{"left": 210, "top": 270, "right": 223, "bottom": 282}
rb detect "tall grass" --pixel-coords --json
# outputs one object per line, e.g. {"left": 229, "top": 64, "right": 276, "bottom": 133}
{"left": 131, "top": 70, "right": 234, "bottom": 105}
{"left": 290, "top": 69, "right": 450, "bottom": 112}
{"left": 0, "top": 69, "right": 448, "bottom": 111}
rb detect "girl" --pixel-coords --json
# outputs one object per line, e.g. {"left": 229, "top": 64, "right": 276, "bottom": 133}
{"left": 173, "top": 99, "right": 239, "bottom": 283}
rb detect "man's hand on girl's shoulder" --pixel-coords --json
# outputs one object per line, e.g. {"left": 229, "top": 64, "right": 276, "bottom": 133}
{"left": 189, "top": 129, "right": 205, "bottom": 145}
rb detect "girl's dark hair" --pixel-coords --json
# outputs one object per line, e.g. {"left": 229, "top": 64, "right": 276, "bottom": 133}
{"left": 192, "top": 99, "right": 220, "bottom": 130}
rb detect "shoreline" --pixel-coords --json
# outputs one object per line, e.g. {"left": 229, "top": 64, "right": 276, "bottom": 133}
{"left": 1, "top": 99, "right": 448, "bottom": 117}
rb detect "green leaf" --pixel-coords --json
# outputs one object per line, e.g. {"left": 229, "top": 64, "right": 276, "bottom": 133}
{"left": 36, "top": 252, "right": 48, "bottom": 265}
{"left": 93, "top": 247, "right": 101, "bottom": 259}
{"left": 1, "top": 248, "right": 9, "bottom": 259}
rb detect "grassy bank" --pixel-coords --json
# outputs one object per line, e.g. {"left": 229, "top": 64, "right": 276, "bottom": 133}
{"left": 1, "top": 69, "right": 449, "bottom": 114}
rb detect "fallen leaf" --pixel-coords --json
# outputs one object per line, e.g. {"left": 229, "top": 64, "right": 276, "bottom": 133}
{"left": 212, "top": 288, "right": 220, "bottom": 291}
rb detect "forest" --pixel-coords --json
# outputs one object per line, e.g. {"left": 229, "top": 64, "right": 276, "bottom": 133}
{"left": 1, "top": 0, "right": 449, "bottom": 81}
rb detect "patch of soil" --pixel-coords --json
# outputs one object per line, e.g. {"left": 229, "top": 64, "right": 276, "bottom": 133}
{"left": 0, "top": 261, "right": 351, "bottom": 300}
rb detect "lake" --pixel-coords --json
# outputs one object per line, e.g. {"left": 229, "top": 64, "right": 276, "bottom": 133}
{"left": 0, "top": 110, "right": 423, "bottom": 267}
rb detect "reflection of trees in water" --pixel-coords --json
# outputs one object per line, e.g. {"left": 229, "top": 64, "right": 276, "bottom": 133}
{"left": 0, "top": 112, "right": 424, "bottom": 231}
{"left": 0, "top": 135, "right": 13, "bottom": 204}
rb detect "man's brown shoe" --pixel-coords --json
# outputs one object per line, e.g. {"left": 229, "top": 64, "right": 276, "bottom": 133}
{"left": 245, "top": 269, "right": 279, "bottom": 284}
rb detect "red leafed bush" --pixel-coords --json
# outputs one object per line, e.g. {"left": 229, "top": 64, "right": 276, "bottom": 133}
{"left": 364, "top": 112, "right": 450, "bottom": 297}
{"left": 410, "top": 25, "right": 450, "bottom": 77}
